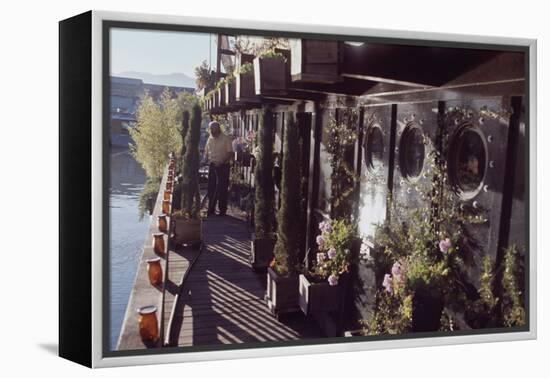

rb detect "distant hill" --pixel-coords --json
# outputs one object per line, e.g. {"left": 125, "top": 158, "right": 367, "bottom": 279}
{"left": 116, "top": 71, "right": 195, "bottom": 88}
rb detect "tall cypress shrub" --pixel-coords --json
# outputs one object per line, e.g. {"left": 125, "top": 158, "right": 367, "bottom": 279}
{"left": 254, "top": 106, "right": 275, "bottom": 237}
{"left": 180, "top": 104, "right": 202, "bottom": 218}
{"left": 273, "top": 112, "right": 301, "bottom": 275}
{"left": 179, "top": 110, "right": 190, "bottom": 170}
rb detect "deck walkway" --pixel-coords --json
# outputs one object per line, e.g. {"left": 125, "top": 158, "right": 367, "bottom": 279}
{"left": 168, "top": 208, "right": 321, "bottom": 347}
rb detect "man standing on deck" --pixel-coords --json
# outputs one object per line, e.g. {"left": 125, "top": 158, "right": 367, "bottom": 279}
{"left": 204, "top": 121, "right": 233, "bottom": 216}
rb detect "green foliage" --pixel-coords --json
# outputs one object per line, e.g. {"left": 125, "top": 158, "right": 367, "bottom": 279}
{"left": 502, "top": 245, "right": 525, "bottom": 327}
{"left": 138, "top": 177, "right": 161, "bottom": 220}
{"left": 194, "top": 60, "right": 216, "bottom": 91}
{"left": 237, "top": 62, "right": 253, "bottom": 75}
{"left": 311, "top": 219, "right": 355, "bottom": 283}
{"left": 258, "top": 49, "right": 286, "bottom": 61}
{"left": 272, "top": 112, "right": 301, "bottom": 276}
{"left": 178, "top": 104, "right": 202, "bottom": 219}
{"left": 254, "top": 107, "right": 276, "bottom": 238}
{"left": 326, "top": 108, "right": 360, "bottom": 220}
{"left": 479, "top": 256, "right": 499, "bottom": 310}
{"left": 364, "top": 145, "right": 484, "bottom": 334}
{"left": 176, "top": 91, "right": 199, "bottom": 118}
{"left": 130, "top": 88, "right": 182, "bottom": 179}
{"left": 362, "top": 290, "right": 413, "bottom": 335}
{"left": 179, "top": 110, "right": 190, "bottom": 171}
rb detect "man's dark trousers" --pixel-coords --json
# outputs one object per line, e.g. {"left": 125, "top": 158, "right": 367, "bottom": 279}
{"left": 207, "top": 162, "right": 230, "bottom": 215}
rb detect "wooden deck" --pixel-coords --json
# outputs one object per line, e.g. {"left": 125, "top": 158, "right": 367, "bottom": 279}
{"left": 168, "top": 208, "right": 322, "bottom": 347}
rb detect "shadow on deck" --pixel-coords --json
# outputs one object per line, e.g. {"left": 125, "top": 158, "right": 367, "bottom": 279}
{"left": 167, "top": 210, "right": 322, "bottom": 347}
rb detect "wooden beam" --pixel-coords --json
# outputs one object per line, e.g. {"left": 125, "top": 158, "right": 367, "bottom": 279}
{"left": 342, "top": 43, "right": 522, "bottom": 87}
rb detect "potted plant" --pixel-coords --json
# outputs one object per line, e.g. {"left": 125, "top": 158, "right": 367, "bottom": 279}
{"left": 216, "top": 78, "right": 226, "bottom": 107}
{"left": 250, "top": 107, "right": 276, "bottom": 270}
{"left": 266, "top": 112, "right": 301, "bottom": 316}
{"left": 172, "top": 104, "right": 203, "bottom": 247}
{"left": 299, "top": 218, "right": 355, "bottom": 315}
{"left": 236, "top": 63, "right": 259, "bottom": 102}
{"left": 210, "top": 90, "right": 219, "bottom": 109}
{"left": 253, "top": 49, "right": 289, "bottom": 96}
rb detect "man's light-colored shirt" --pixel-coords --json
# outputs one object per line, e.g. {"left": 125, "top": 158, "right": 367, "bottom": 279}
{"left": 205, "top": 134, "right": 233, "bottom": 165}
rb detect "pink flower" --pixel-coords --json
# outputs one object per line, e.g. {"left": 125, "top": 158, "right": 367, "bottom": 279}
{"left": 316, "top": 235, "right": 325, "bottom": 247}
{"left": 328, "top": 274, "right": 339, "bottom": 286}
{"left": 316, "top": 253, "right": 326, "bottom": 263}
{"left": 439, "top": 238, "right": 452, "bottom": 253}
{"left": 391, "top": 261, "right": 402, "bottom": 277}
{"left": 382, "top": 274, "right": 393, "bottom": 293}
{"left": 318, "top": 220, "right": 332, "bottom": 234}
{"left": 327, "top": 248, "right": 337, "bottom": 259}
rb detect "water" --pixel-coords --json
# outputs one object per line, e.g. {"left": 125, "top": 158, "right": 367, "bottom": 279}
{"left": 109, "top": 148, "right": 151, "bottom": 349}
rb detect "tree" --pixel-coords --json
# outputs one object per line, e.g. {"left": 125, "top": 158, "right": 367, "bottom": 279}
{"left": 194, "top": 60, "right": 216, "bottom": 92}
{"left": 254, "top": 107, "right": 276, "bottom": 237}
{"left": 130, "top": 88, "right": 181, "bottom": 179}
{"left": 272, "top": 112, "right": 301, "bottom": 276}
{"left": 180, "top": 104, "right": 202, "bottom": 218}
{"left": 179, "top": 110, "right": 190, "bottom": 168}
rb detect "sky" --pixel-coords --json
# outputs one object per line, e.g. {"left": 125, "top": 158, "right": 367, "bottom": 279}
{"left": 110, "top": 28, "right": 217, "bottom": 77}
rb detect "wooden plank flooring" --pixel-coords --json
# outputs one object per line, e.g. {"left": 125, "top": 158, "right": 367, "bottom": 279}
{"left": 169, "top": 208, "right": 322, "bottom": 347}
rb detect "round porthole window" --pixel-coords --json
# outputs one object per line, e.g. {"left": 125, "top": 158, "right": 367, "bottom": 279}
{"left": 399, "top": 123, "right": 425, "bottom": 182}
{"left": 449, "top": 124, "right": 487, "bottom": 199}
{"left": 364, "top": 124, "right": 384, "bottom": 172}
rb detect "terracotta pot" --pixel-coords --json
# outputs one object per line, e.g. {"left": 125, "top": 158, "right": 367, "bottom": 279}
{"left": 152, "top": 233, "right": 165, "bottom": 255}
{"left": 137, "top": 306, "right": 159, "bottom": 343}
{"left": 162, "top": 199, "right": 171, "bottom": 214}
{"left": 146, "top": 257, "right": 163, "bottom": 286}
{"left": 157, "top": 214, "right": 168, "bottom": 233}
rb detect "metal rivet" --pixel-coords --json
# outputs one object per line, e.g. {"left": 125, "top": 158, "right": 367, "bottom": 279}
{"left": 454, "top": 119, "right": 460, "bottom": 125}
{"left": 479, "top": 117, "right": 485, "bottom": 125}
{"left": 473, "top": 201, "right": 479, "bottom": 209}
{"left": 395, "top": 147, "right": 399, "bottom": 153}
{"left": 400, "top": 180, "right": 405, "bottom": 186}
{"left": 489, "top": 160, "right": 495, "bottom": 168}
{"left": 411, "top": 113, "right": 416, "bottom": 119}
{"left": 406, "top": 187, "right": 412, "bottom": 194}
{"left": 483, "top": 185, "right": 489, "bottom": 192}
{"left": 487, "top": 135, "right": 493, "bottom": 143}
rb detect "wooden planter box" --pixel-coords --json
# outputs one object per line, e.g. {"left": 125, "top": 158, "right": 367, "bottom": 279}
{"left": 298, "top": 274, "right": 340, "bottom": 315}
{"left": 212, "top": 92, "right": 219, "bottom": 109}
{"left": 290, "top": 39, "right": 342, "bottom": 83}
{"left": 249, "top": 234, "right": 276, "bottom": 270}
{"left": 265, "top": 267, "right": 300, "bottom": 316}
{"left": 253, "top": 56, "right": 288, "bottom": 95}
{"left": 235, "top": 150, "right": 252, "bottom": 167}
{"left": 236, "top": 71, "right": 259, "bottom": 102}
{"left": 225, "top": 81, "right": 237, "bottom": 106}
{"left": 217, "top": 87, "right": 226, "bottom": 107}
{"left": 173, "top": 218, "right": 203, "bottom": 247}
